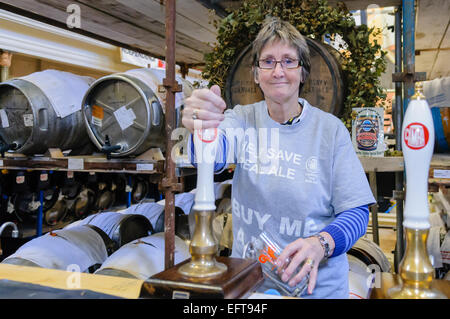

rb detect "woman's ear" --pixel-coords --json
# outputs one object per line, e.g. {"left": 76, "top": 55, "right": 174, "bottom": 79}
{"left": 252, "top": 66, "right": 259, "bottom": 84}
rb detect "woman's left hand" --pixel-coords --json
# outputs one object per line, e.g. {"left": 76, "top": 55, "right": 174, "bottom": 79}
{"left": 275, "top": 236, "right": 325, "bottom": 295}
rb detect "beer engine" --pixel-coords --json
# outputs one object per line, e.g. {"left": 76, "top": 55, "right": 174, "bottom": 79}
{"left": 178, "top": 128, "right": 228, "bottom": 278}
{"left": 387, "top": 82, "right": 447, "bottom": 299}
{"left": 143, "top": 127, "right": 263, "bottom": 299}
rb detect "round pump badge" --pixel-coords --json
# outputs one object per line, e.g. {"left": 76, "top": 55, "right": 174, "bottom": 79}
{"left": 404, "top": 122, "right": 429, "bottom": 150}
{"left": 197, "top": 128, "right": 218, "bottom": 143}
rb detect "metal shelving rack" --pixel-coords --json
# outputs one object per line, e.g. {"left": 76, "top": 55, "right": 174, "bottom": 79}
{"left": 0, "top": 154, "right": 166, "bottom": 239}
{"left": 0, "top": 156, "right": 164, "bottom": 174}
{"left": 0, "top": 0, "right": 188, "bottom": 269}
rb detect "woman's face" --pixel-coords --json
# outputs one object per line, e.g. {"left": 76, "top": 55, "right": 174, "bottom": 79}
{"left": 255, "top": 40, "right": 302, "bottom": 105}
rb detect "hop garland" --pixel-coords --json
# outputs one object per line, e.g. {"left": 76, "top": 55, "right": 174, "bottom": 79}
{"left": 202, "top": 0, "right": 387, "bottom": 129}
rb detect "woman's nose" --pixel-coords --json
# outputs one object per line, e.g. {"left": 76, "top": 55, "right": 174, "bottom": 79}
{"left": 272, "top": 62, "right": 285, "bottom": 77}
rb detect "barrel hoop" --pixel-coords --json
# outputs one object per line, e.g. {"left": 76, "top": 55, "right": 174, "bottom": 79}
{"left": 347, "top": 247, "right": 381, "bottom": 269}
{"left": 85, "top": 224, "right": 116, "bottom": 256}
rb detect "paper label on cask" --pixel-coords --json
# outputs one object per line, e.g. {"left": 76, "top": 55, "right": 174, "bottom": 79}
{"left": 23, "top": 114, "right": 34, "bottom": 127}
{"left": 114, "top": 106, "right": 136, "bottom": 131}
{"left": 91, "top": 105, "right": 103, "bottom": 127}
{"left": 68, "top": 158, "right": 84, "bottom": 170}
{"left": 441, "top": 233, "right": 450, "bottom": 264}
{"left": 136, "top": 163, "right": 154, "bottom": 171}
{"left": 16, "top": 175, "right": 25, "bottom": 184}
{"left": 92, "top": 105, "right": 104, "bottom": 119}
{"left": 404, "top": 122, "right": 429, "bottom": 150}
{"left": 92, "top": 116, "right": 102, "bottom": 127}
{"left": 433, "top": 169, "right": 450, "bottom": 179}
{"left": 0, "top": 109, "right": 9, "bottom": 128}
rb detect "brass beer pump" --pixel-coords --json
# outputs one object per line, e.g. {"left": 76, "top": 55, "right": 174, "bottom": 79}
{"left": 178, "top": 127, "right": 227, "bottom": 277}
{"left": 142, "top": 123, "right": 262, "bottom": 299}
{"left": 387, "top": 83, "right": 447, "bottom": 299}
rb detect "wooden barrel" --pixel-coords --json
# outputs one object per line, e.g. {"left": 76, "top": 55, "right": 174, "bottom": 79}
{"left": 225, "top": 38, "right": 345, "bottom": 116}
{"left": 431, "top": 107, "right": 450, "bottom": 153}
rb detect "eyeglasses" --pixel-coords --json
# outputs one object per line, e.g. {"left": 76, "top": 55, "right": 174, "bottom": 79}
{"left": 257, "top": 58, "right": 302, "bottom": 69}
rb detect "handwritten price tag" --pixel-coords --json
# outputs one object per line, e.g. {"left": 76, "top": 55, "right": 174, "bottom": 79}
{"left": 136, "top": 163, "right": 154, "bottom": 171}
{"left": 68, "top": 158, "right": 84, "bottom": 170}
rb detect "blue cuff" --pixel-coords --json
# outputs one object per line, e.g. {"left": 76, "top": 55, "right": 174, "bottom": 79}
{"left": 321, "top": 205, "right": 370, "bottom": 257}
{"left": 322, "top": 224, "right": 348, "bottom": 257}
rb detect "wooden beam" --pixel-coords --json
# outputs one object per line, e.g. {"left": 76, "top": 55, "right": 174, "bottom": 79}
{"left": 76, "top": 0, "right": 213, "bottom": 55}
{"left": 0, "top": 0, "right": 210, "bottom": 65}
{"left": 430, "top": 49, "right": 450, "bottom": 79}
{"left": 116, "top": 0, "right": 217, "bottom": 45}
{"left": 327, "top": 0, "right": 402, "bottom": 10}
{"left": 218, "top": 0, "right": 402, "bottom": 11}
{"left": 415, "top": 0, "right": 450, "bottom": 50}
{"left": 359, "top": 156, "right": 404, "bottom": 173}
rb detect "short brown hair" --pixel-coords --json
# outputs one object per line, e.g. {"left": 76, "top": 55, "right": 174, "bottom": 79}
{"left": 251, "top": 17, "right": 311, "bottom": 93}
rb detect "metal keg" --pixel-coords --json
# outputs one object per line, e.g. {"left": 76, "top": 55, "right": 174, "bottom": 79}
{"left": 82, "top": 68, "right": 194, "bottom": 157}
{"left": 348, "top": 237, "right": 391, "bottom": 299}
{"left": 2, "top": 225, "right": 113, "bottom": 273}
{"left": 94, "top": 232, "right": 190, "bottom": 280}
{"left": 0, "top": 70, "right": 95, "bottom": 155}
{"left": 10, "top": 170, "right": 60, "bottom": 223}
{"left": 124, "top": 199, "right": 193, "bottom": 241}
{"left": 348, "top": 237, "right": 392, "bottom": 273}
{"left": 66, "top": 211, "right": 154, "bottom": 250}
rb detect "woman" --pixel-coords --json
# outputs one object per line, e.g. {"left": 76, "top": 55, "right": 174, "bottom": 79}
{"left": 182, "top": 17, "right": 375, "bottom": 298}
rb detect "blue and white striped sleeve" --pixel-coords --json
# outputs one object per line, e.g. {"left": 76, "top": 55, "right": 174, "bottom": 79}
{"left": 321, "top": 205, "right": 370, "bottom": 257}
{"left": 188, "top": 131, "right": 230, "bottom": 173}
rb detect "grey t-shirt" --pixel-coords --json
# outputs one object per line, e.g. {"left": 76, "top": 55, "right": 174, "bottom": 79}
{"left": 194, "top": 98, "right": 375, "bottom": 298}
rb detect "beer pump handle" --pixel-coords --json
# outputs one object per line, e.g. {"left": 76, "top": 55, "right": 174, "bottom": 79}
{"left": 401, "top": 82, "right": 435, "bottom": 229}
{"left": 193, "top": 128, "right": 219, "bottom": 211}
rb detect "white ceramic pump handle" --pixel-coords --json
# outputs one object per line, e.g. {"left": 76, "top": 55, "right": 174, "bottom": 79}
{"left": 401, "top": 85, "right": 435, "bottom": 229}
{"left": 193, "top": 128, "right": 219, "bottom": 211}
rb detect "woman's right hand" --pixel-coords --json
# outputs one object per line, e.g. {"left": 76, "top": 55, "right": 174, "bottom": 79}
{"left": 182, "top": 84, "right": 227, "bottom": 134}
